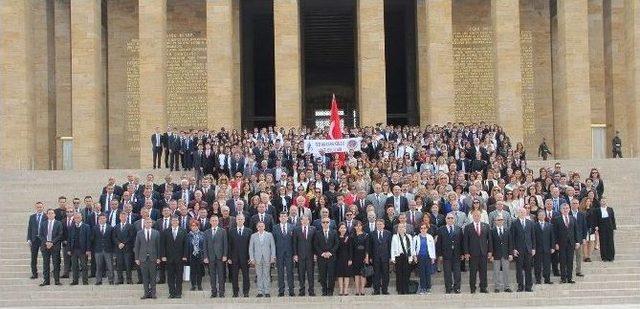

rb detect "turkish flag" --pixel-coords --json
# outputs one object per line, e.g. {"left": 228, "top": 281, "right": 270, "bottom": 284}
{"left": 328, "top": 94, "right": 345, "bottom": 168}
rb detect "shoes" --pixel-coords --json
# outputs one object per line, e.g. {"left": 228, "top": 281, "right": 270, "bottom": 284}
{"left": 278, "top": 293, "right": 284, "bottom": 297}
{"left": 198, "top": 286, "right": 203, "bottom": 291}
{"left": 39, "top": 282, "right": 50, "bottom": 287}
{"left": 535, "top": 280, "right": 541, "bottom": 284}
{"left": 168, "top": 295, "right": 175, "bottom": 299}
{"left": 494, "top": 289, "right": 500, "bottom": 293}
{"left": 244, "top": 293, "right": 249, "bottom": 297}
{"left": 140, "top": 295, "right": 148, "bottom": 300}
{"left": 256, "top": 294, "right": 264, "bottom": 298}
{"left": 191, "top": 286, "right": 196, "bottom": 291}
{"left": 372, "top": 291, "right": 380, "bottom": 295}
{"left": 470, "top": 290, "right": 476, "bottom": 294}
{"left": 576, "top": 273, "right": 584, "bottom": 277}
{"left": 95, "top": 282, "right": 102, "bottom": 286}
{"left": 30, "top": 274, "right": 38, "bottom": 279}
{"left": 308, "top": 292, "right": 316, "bottom": 297}
{"left": 525, "top": 288, "right": 533, "bottom": 292}
{"left": 382, "top": 291, "right": 389, "bottom": 295}
{"left": 70, "top": 282, "right": 78, "bottom": 286}
{"left": 210, "top": 294, "right": 217, "bottom": 298}
{"left": 504, "top": 288, "right": 513, "bottom": 293}
{"left": 480, "top": 289, "right": 488, "bottom": 293}
{"left": 265, "top": 294, "right": 271, "bottom": 297}
{"left": 445, "top": 290, "right": 452, "bottom": 294}
{"left": 55, "top": 282, "right": 62, "bottom": 286}
{"left": 289, "top": 292, "right": 295, "bottom": 297}
{"left": 61, "top": 275, "right": 69, "bottom": 279}
{"left": 454, "top": 289, "right": 461, "bottom": 294}
{"left": 517, "top": 287, "right": 524, "bottom": 292}
{"left": 175, "top": 295, "right": 182, "bottom": 299}
{"left": 298, "top": 292, "right": 305, "bottom": 297}
{"left": 544, "top": 281, "right": 554, "bottom": 285}
{"left": 150, "top": 295, "right": 157, "bottom": 299}
{"left": 567, "top": 280, "right": 576, "bottom": 284}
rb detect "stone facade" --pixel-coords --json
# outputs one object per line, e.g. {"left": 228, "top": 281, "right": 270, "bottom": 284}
{"left": 1, "top": 0, "right": 640, "bottom": 170}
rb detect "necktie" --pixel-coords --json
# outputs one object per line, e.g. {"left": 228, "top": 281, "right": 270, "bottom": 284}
{"left": 121, "top": 223, "right": 124, "bottom": 231}
{"left": 475, "top": 223, "right": 481, "bottom": 236}
{"left": 303, "top": 226, "right": 307, "bottom": 239}
{"left": 325, "top": 231, "right": 328, "bottom": 239}
{"left": 378, "top": 231, "right": 382, "bottom": 241}
{"left": 101, "top": 225, "right": 105, "bottom": 235}
{"left": 146, "top": 230, "right": 150, "bottom": 242}
{"left": 281, "top": 224, "right": 285, "bottom": 235}
{"left": 521, "top": 219, "right": 526, "bottom": 228}
{"left": 564, "top": 215, "right": 569, "bottom": 227}
{"left": 202, "top": 219, "right": 206, "bottom": 227}
{"left": 238, "top": 228, "right": 242, "bottom": 236}
{"left": 47, "top": 221, "right": 53, "bottom": 241}
{"left": 68, "top": 219, "right": 72, "bottom": 228}
{"left": 410, "top": 211, "right": 414, "bottom": 224}
{"left": 173, "top": 229, "right": 177, "bottom": 240}
{"left": 448, "top": 226, "right": 452, "bottom": 236}
{"left": 499, "top": 227, "right": 502, "bottom": 237}
{"left": 260, "top": 214, "right": 264, "bottom": 222}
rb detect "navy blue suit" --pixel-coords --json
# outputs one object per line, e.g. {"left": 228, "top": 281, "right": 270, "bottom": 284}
{"left": 273, "top": 223, "right": 295, "bottom": 295}
{"left": 369, "top": 229, "right": 392, "bottom": 294}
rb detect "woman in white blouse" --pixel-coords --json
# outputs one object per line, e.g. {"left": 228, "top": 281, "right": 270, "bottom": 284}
{"left": 390, "top": 223, "right": 413, "bottom": 295}
{"left": 411, "top": 224, "right": 436, "bottom": 294}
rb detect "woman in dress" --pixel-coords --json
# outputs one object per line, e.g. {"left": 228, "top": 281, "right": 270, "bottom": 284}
{"left": 593, "top": 197, "right": 616, "bottom": 261}
{"left": 351, "top": 221, "right": 370, "bottom": 296}
{"left": 187, "top": 220, "right": 205, "bottom": 291}
{"left": 412, "top": 224, "right": 436, "bottom": 294}
{"left": 335, "top": 223, "right": 353, "bottom": 296}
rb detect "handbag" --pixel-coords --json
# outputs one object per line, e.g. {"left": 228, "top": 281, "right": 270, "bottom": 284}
{"left": 183, "top": 265, "right": 191, "bottom": 282}
{"left": 361, "top": 265, "right": 374, "bottom": 277}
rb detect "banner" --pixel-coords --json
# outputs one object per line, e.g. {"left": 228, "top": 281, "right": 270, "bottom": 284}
{"left": 304, "top": 138, "right": 362, "bottom": 156}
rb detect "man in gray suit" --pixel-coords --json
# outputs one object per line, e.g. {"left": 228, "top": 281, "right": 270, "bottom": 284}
{"left": 488, "top": 198, "right": 512, "bottom": 229}
{"left": 450, "top": 201, "right": 467, "bottom": 229}
{"left": 249, "top": 221, "right": 276, "bottom": 297}
{"left": 462, "top": 185, "right": 486, "bottom": 211}
{"left": 134, "top": 219, "right": 161, "bottom": 299}
{"left": 366, "top": 183, "right": 387, "bottom": 219}
{"left": 203, "top": 215, "right": 228, "bottom": 298}
{"left": 273, "top": 211, "right": 295, "bottom": 296}
{"left": 404, "top": 200, "right": 423, "bottom": 230}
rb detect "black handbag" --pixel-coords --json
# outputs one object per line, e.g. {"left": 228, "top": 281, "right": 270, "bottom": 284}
{"left": 361, "top": 265, "right": 374, "bottom": 277}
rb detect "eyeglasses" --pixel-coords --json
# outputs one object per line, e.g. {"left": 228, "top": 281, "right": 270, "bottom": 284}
{"left": 346, "top": 213, "right": 353, "bottom": 216}
{"left": 321, "top": 221, "right": 329, "bottom": 224}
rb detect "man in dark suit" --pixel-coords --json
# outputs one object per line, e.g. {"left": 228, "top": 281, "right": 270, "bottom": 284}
{"left": 314, "top": 217, "right": 339, "bottom": 296}
{"left": 386, "top": 186, "right": 409, "bottom": 214}
{"left": 464, "top": 210, "right": 493, "bottom": 293}
{"left": 570, "top": 199, "right": 588, "bottom": 277}
{"left": 554, "top": 204, "right": 580, "bottom": 283}
{"left": 273, "top": 212, "right": 295, "bottom": 296}
{"left": 203, "top": 215, "right": 228, "bottom": 298}
{"left": 114, "top": 211, "right": 136, "bottom": 284}
{"left": 134, "top": 219, "right": 161, "bottom": 299}
{"left": 251, "top": 203, "right": 274, "bottom": 232}
{"left": 169, "top": 130, "right": 181, "bottom": 171}
{"left": 511, "top": 208, "right": 536, "bottom": 292}
{"left": 181, "top": 134, "right": 195, "bottom": 171}
{"left": 92, "top": 214, "right": 115, "bottom": 285}
{"left": 437, "top": 213, "right": 464, "bottom": 293}
{"left": 228, "top": 214, "right": 252, "bottom": 297}
{"left": 67, "top": 212, "right": 91, "bottom": 285}
{"left": 370, "top": 219, "right": 392, "bottom": 295}
{"left": 162, "top": 128, "right": 171, "bottom": 168}
{"left": 39, "top": 209, "right": 63, "bottom": 286}
{"left": 151, "top": 127, "right": 163, "bottom": 169}
{"left": 293, "top": 215, "right": 316, "bottom": 296}
{"left": 161, "top": 217, "right": 188, "bottom": 298}
{"left": 193, "top": 144, "right": 205, "bottom": 183}
{"left": 456, "top": 152, "right": 471, "bottom": 173}
{"left": 154, "top": 207, "right": 174, "bottom": 284}
{"left": 27, "top": 202, "right": 45, "bottom": 279}
{"left": 534, "top": 210, "right": 555, "bottom": 284}
{"left": 99, "top": 186, "right": 120, "bottom": 213}
{"left": 491, "top": 214, "right": 512, "bottom": 293}
{"left": 331, "top": 194, "right": 349, "bottom": 224}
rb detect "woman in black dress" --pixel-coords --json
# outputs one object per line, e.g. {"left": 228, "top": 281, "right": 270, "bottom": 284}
{"left": 352, "top": 221, "right": 370, "bottom": 296}
{"left": 335, "top": 223, "right": 353, "bottom": 296}
{"left": 594, "top": 198, "right": 616, "bottom": 261}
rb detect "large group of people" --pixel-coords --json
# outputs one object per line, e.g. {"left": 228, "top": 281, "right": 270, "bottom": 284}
{"left": 27, "top": 123, "right": 617, "bottom": 300}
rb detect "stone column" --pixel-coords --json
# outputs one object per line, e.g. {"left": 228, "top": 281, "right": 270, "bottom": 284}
{"left": 208, "top": 0, "right": 239, "bottom": 131}
{"left": 274, "top": 0, "right": 302, "bottom": 128}
{"left": 604, "top": 0, "right": 627, "bottom": 157}
{"left": 0, "top": 1, "right": 35, "bottom": 169}
{"left": 71, "top": 0, "right": 106, "bottom": 169}
{"left": 55, "top": 0, "right": 72, "bottom": 169}
{"left": 553, "top": 0, "right": 592, "bottom": 158}
{"left": 625, "top": 0, "right": 640, "bottom": 156}
{"left": 420, "top": 0, "right": 454, "bottom": 125}
{"left": 492, "top": 0, "right": 524, "bottom": 144}
{"left": 357, "top": 0, "right": 387, "bottom": 126}
{"left": 139, "top": 0, "right": 167, "bottom": 168}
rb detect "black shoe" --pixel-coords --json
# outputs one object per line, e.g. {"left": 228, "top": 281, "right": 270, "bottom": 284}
{"left": 504, "top": 288, "right": 513, "bottom": 293}
{"left": 175, "top": 295, "right": 182, "bottom": 299}
{"left": 210, "top": 294, "right": 217, "bottom": 298}
{"left": 372, "top": 291, "right": 380, "bottom": 295}
{"left": 382, "top": 291, "right": 389, "bottom": 295}
{"left": 544, "top": 281, "right": 554, "bottom": 285}
{"left": 30, "top": 274, "right": 38, "bottom": 279}
{"left": 39, "top": 282, "right": 50, "bottom": 287}
{"left": 289, "top": 292, "right": 295, "bottom": 297}
{"left": 116, "top": 281, "right": 124, "bottom": 285}
{"left": 265, "top": 294, "right": 271, "bottom": 297}
{"left": 244, "top": 293, "right": 249, "bottom": 297}
{"left": 585, "top": 258, "right": 592, "bottom": 262}
{"left": 494, "top": 289, "right": 500, "bottom": 293}
{"left": 576, "top": 273, "right": 584, "bottom": 277}
{"left": 157, "top": 280, "right": 165, "bottom": 284}
{"left": 233, "top": 293, "right": 238, "bottom": 298}
{"left": 82, "top": 281, "right": 89, "bottom": 285}
{"left": 298, "top": 292, "right": 306, "bottom": 297}
{"left": 321, "top": 292, "right": 327, "bottom": 296}
{"left": 95, "top": 282, "right": 102, "bottom": 286}
{"left": 470, "top": 289, "right": 476, "bottom": 294}
{"left": 70, "top": 282, "right": 78, "bottom": 286}
{"left": 168, "top": 295, "right": 175, "bottom": 299}
{"left": 137, "top": 280, "right": 142, "bottom": 284}
{"left": 190, "top": 286, "right": 196, "bottom": 291}
{"left": 445, "top": 290, "right": 452, "bottom": 294}
{"left": 535, "top": 280, "right": 541, "bottom": 284}
{"left": 567, "top": 280, "right": 576, "bottom": 284}
{"left": 278, "top": 292, "right": 285, "bottom": 297}
{"left": 517, "top": 287, "right": 524, "bottom": 292}
{"left": 55, "top": 282, "right": 62, "bottom": 286}
{"left": 561, "top": 279, "right": 567, "bottom": 283}
{"left": 127, "top": 279, "right": 133, "bottom": 284}
{"left": 140, "top": 295, "right": 148, "bottom": 300}
{"left": 525, "top": 288, "right": 533, "bottom": 292}
{"left": 256, "top": 294, "right": 263, "bottom": 298}
{"left": 61, "top": 274, "right": 69, "bottom": 279}
{"left": 151, "top": 295, "right": 157, "bottom": 299}
{"left": 219, "top": 295, "right": 225, "bottom": 298}
{"left": 198, "top": 286, "right": 203, "bottom": 291}
{"left": 480, "top": 289, "right": 489, "bottom": 294}
{"left": 454, "top": 289, "right": 461, "bottom": 294}
{"left": 308, "top": 292, "right": 316, "bottom": 297}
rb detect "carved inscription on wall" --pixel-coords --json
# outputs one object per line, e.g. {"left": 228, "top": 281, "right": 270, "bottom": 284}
{"left": 166, "top": 32, "right": 207, "bottom": 129}
{"left": 453, "top": 26, "right": 496, "bottom": 123}
{"left": 126, "top": 39, "right": 140, "bottom": 153}
{"left": 520, "top": 31, "right": 536, "bottom": 148}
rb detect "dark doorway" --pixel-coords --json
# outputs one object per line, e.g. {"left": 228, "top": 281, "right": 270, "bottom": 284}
{"left": 301, "top": 0, "right": 357, "bottom": 128}
{"left": 241, "top": 0, "right": 275, "bottom": 129}
{"left": 384, "top": 0, "right": 418, "bottom": 125}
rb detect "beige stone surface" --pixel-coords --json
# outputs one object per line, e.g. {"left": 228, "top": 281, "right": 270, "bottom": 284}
{"left": 208, "top": 0, "right": 239, "bottom": 131}
{"left": 625, "top": 0, "right": 640, "bottom": 157}
{"left": 0, "top": 0, "right": 35, "bottom": 170}
{"left": 54, "top": 0, "right": 72, "bottom": 169}
{"left": 274, "top": 0, "right": 302, "bottom": 128}
{"left": 357, "top": 0, "right": 387, "bottom": 127}
{"left": 553, "top": 0, "right": 592, "bottom": 159}
{"left": 492, "top": 0, "right": 523, "bottom": 144}
{"left": 589, "top": 0, "right": 606, "bottom": 125}
{"left": 71, "top": 0, "right": 106, "bottom": 169}
{"left": 138, "top": 0, "right": 167, "bottom": 168}
{"left": 604, "top": 0, "right": 628, "bottom": 157}
{"left": 420, "top": 0, "right": 455, "bottom": 125}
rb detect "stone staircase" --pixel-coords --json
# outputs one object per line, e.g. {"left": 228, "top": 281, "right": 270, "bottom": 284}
{"left": 1, "top": 159, "right": 639, "bottom": 308}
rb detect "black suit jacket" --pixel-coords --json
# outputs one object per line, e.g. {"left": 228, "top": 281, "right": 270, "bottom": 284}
{"left": 250, "top": 213, "right": 274, "bottom": 232}
{"left": 463, "top": 222, "right": 492, "bottom": 256}
{"left": 27, "top": 213, "right": 45, "bottom": 242}
{"left": 313, "top": 229, "right": 339, "bottom": 258}
{"left": 292, "top": 225, "right": 316, "bottom": 259}
{"left": 161, "top": 228, "right": 189, "bottom": 263}
{"left": 436, "top": 225, "right": 464, "bottom": 260}
{"left": 534, "top": 221, "right": 555, "bottom": 253}
{"left": 228, "top": 226, "right": 252, "bottom": 263}
{"left": 68, "top": 223, "right": 92, "bottom": 252}
{"left": 39, "top": 220, "right": 63, "bottom": 248}
{"left": 491, "top": 226, "right": 512, "bottom": 259}
{"left": 92, "top": 225, "right": 115, "bottom": 253}
{"left": 511, "top": 219, "right": 536, "bottom": 254}
{"left": 114, "top": 223, "right": 136, "bottom": 252}
{"left": 553, "top": 215, "right": 579, "bottom": 249}
{"left": 369, "top": 229, "right": 392, "bottom": 262}
{"left": 385, "top": 196, "right": 409, "bottom": 213}
{"left": 571, "top": 211, "right": 588, "bottom": 242}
